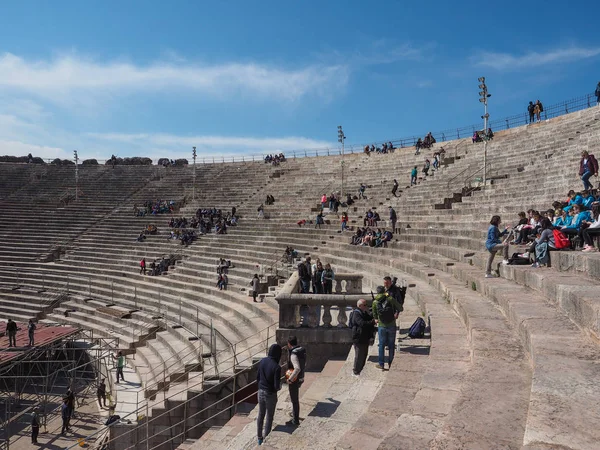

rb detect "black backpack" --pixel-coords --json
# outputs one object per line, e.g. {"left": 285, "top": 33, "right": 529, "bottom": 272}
{"left": 348, "top": 308, "right": 358, "bottom": 328}
{"left": 508, "top": 252, "right": 530, "bottom": 265}
{"left": 408, "top": 317, "right": 426, "bottom": 338}
{"left": 376, "top": 297, "right": 396, "bottom": 324}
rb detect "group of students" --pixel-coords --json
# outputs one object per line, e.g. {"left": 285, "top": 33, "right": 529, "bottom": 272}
{"left": 415, "top": 132, "right": 436, "bottom": 154}
{"left": 350, "top": 227, "right": 393, "bottom": 247}
{"left": 134, "top": 199, "right": 176, "bottom": 216}
{"left": 485, "top": 188, "right": 600, "bottom": 276}
{"left": 139, "top": 255, "right": 178, "bottom": 276}
{"left": 363, "top": 141, "right": 396, "bottom": 155}
{"left": 264, "top": 153, "right": 286, "bottom": 165}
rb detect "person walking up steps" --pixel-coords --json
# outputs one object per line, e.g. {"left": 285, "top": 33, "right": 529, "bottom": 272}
{"left": 372, "top": 286, "right": 402, "bottom": 370}
{"left": 256, "top": 343, "right": 282, "bottom": 445}
{"left": 251, "top": 274, "right": 260, "bottom": 302}
{"left": 391, "top": 179, "right": 399, "bottom": 197}
{"left": 410, "top": 166, "right": 418, "bottom": 186}
{"left": 113, "top": 351, "right": 125, "bottom": 383}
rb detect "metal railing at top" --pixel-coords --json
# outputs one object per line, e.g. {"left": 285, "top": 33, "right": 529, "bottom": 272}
{"left": 1, "top": 92, "right": 596, "bottom": 169}
{"left": 64, "top": 322, "right": 278, "bottom": 450}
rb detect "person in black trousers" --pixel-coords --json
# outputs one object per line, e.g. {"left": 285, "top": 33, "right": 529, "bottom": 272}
{"left": 285, "top": 336, "right": 306, "bottom": 427}
{"left": 351, "top": 299, "right": 376, "bottom": 376}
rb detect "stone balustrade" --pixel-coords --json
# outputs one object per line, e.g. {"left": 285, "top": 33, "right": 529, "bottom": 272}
{"left": 275, "top": 272, "right": 366, "bottom": 328}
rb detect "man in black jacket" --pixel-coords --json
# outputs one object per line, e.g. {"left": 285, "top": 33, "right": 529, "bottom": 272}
{"left": 384, "top": 276, "right": 405, "bottom": 312}
{"left": 6, "top": 319, "right": 17, "bottom": 347}
{"left": 256, "top": 344, "right": 282, "bottom": 445}
{"left": 352, "top": 299, "right": 376, "bottom": 376}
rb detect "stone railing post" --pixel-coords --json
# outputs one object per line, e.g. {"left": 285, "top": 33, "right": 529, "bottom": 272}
{"left": 337, "top": 306, "right": 348, "bottom": 328}
{"left": 322, "top": 305, "right": 332, "bottom": 327}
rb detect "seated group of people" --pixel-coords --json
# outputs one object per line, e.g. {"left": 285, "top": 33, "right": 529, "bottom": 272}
{"left": 134, "top": 200, "right": 176, "bottom": 216}
{"left": 363, "top": 209, "right": 381, "bottom": 227}
{"left": 194, "top": 208, "right": 238, "bottom": 233}
{"left": 505, "top": 189, "right": 600, "bottom": 267}
{"left": 283, "top": 246, "right": 299, "bottom": 263}
{"left": 363, "top": 141, "right": 395, "bottom": 155}
{"left": 264, "top": 153, "right": 286, "bottom": 165}
{"left": 415, "top": 132, "right": 436, "bottom": 154}
{"left": 147, "top": 255, "right": 178, "bottom": 276}
{"left": 350, "top": 227, "right": 393, "bottom": 247}
{"left": 472, "top": 128, "right": 494, "bottom": 143}
{"left": 168, "top": 228, "right": 196, "bottom": 245}
{"left": 136, "top": 224, "right": 158, "bottom": 241}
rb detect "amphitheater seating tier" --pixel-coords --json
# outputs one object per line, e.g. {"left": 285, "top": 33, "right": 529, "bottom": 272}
{"left": 1, "top": 106, "right": 600, "bottom": 448}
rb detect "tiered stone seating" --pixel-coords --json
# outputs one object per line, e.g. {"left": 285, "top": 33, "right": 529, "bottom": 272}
{"left": 2, "top": 105, "right": 600, "bottom": 449}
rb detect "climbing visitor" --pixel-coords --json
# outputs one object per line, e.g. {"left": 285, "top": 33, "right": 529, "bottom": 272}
{"left": 372, "top": 285, "right": 402, "bottom": 370}
{"left": 256, "top": 343, "right": 282, "bottom": 445}
{"left": 410, "top": 166, "right": 418, "bottom": 186}
{"left": 391, "top": 179, "right": 399, "bottom": 197}
{"left": 579, "top": 150, "right": 598, "bottom": 191}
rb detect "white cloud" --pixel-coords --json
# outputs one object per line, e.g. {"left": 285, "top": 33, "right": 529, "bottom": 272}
{"left": 475, "top": 46, "right": 600, "bottom": 70}
{"left": 0, "top": 140, "right": 67, "bottom": 160}
{"left": 85, "top": 132, "right": 335, "bottom": 160}
{"left": 0, "top": 52, "right": 349, "bottom": 104}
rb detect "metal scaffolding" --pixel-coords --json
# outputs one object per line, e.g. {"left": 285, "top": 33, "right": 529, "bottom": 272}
{"left": 0, "top": 328, "right": 119, "bottom": 450}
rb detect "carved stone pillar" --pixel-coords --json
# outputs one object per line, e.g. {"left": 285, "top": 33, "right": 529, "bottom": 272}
{"left": 337, "top": 306, "right": 348, "bottom": 328}
{"left": 322, "top": 305, "right": 332, "bottom": 328}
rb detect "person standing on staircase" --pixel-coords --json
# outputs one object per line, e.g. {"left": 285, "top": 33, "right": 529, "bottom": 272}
{"left": 410, "top": 166, "right": 418, "bottom": 186}
{"left": 256, "top": 343, "right": 282, "bottom": 445}
{"left": 113, "top": 351, "right": 125, "bottom": 383}
{"left": 391, "top": 179, "right": 399, "bottom": 197}
{"left": 28, "top": 319, "right": 36, "bottom": 346}
{"left": 579, "top": 150, "right": 598, "bottom": 191}
{"left": 485, "top": 215, "right": 510, "bottom": 277}
{"left": 351, "top": 299, "right": 376, "bottom": 377}
{"left": 286, "top": 336, "right": 306, "bottom": 427}
{"left": 5, "top": 319, "right": 17, "bottom": 347}
{"left": 372, "top": 286, "right": 402, "bottom": 370}
{"left": 31, "top": 407, "right": 40, "bottom": 444}
{"left": 251, "top": 274, "right": 260, "bottom": 302}
{"left": 389, "top": 207, "right": 397, "bottom": 233}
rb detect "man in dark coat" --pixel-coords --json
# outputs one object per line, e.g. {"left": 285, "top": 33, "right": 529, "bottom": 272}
{"left": 256, "top": 344, "right": 282, "bottom": 445}
{"left": 351, "top": 299, "right": 376, "bottom": 376}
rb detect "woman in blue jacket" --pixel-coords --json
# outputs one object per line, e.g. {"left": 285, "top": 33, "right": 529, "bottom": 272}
{"left": 485, "top": 215, "right": 509, "bottom": 277}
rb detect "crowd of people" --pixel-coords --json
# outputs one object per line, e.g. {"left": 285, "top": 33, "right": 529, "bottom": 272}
{"left": 415, "top": 132, "right": 436, "bottom": 155}
{"left": 350, "top": 227, "right": 393, "bottom": 247}
{"left": 140, "top": 255, "right": 179, "bottom": 276}
{"left": 363, "top": 141, "right": 395, "bottom": 155}
{"left": 485, "top": 184, "right": 600, "bottom": 275}
{"left": 296, "top": 257, "right": 336, "bottom": 294}
{"left": 264, "top": 153, "right": 286, "bottom": 165}
{"left": 134, "top": 200, "right": 176, "bottom": 216}
{"left": 472, "top": 128, "right": 494, "bottom": 143}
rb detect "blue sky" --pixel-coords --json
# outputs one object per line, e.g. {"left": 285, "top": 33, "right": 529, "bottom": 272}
{"left": 0, "top": 0, "right": 599, "bottom": 161}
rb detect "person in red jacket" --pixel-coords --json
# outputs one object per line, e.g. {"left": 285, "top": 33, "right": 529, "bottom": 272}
{"left": 579, "top": 150, "right": 599, "bottom": 191}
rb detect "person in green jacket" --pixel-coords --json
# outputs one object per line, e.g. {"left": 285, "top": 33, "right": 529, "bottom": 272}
{"left": 372, "top": 286, "right": 402, "bottom": 369}
{"left": 410, "top": 166, "right": 418, "bottom": 186}
{"left": 113, "top": 351, "right": 125, "bottom": 383}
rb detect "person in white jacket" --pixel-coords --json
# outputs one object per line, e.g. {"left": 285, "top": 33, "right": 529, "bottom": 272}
{"left": 581, "top": 204, "right": 600, "bottom": 252}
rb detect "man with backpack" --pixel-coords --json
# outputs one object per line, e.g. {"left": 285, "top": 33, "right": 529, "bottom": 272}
{"left": 383, "top": 276, "right": 405, "bottom": 312}
{"left": 350, "top": 299, "right": 376, "bottom": 377}
{"left": 372, "top": 285, "right": 402, "bottom": 370}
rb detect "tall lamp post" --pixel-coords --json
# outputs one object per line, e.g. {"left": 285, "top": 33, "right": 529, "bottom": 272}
{"left": 192, "top": 146, "right": 197, "bottom": 201}
{"left": 337, "top": 126, "right": 346, "bottom": 199}
{"left": 73, "top": 150, "right": 79, "bottom": 201}
{"left": 478, "top": 77, "right": 491, "bottom": 188}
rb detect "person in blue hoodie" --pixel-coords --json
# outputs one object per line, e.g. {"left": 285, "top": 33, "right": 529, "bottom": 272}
{"left": 256, "top": 344, "right": 282, "bottom": 445}
{"left": 485, "top": 215, "right": 509, "bottom": 278}
{"left": 581, "top": 190, "right": 596, "bottom": 210}
{"left": 563, "top": 190, "right": 583, "bottom": 212}
{"left": 560, "top": 204, "right": 591, "bottom": 249}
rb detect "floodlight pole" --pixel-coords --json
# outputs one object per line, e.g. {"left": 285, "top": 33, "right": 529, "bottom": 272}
{"left": 337, "top": 126, "right": 346, "bottom": 200}
{"left": 73, "top": 150, "right": 79, "bottom": 201}
{"left": 478, "top": 77, "right": 491, "bottom": 189}
{"left": 192, "top": 147, "right": 197, "bottom": 201}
